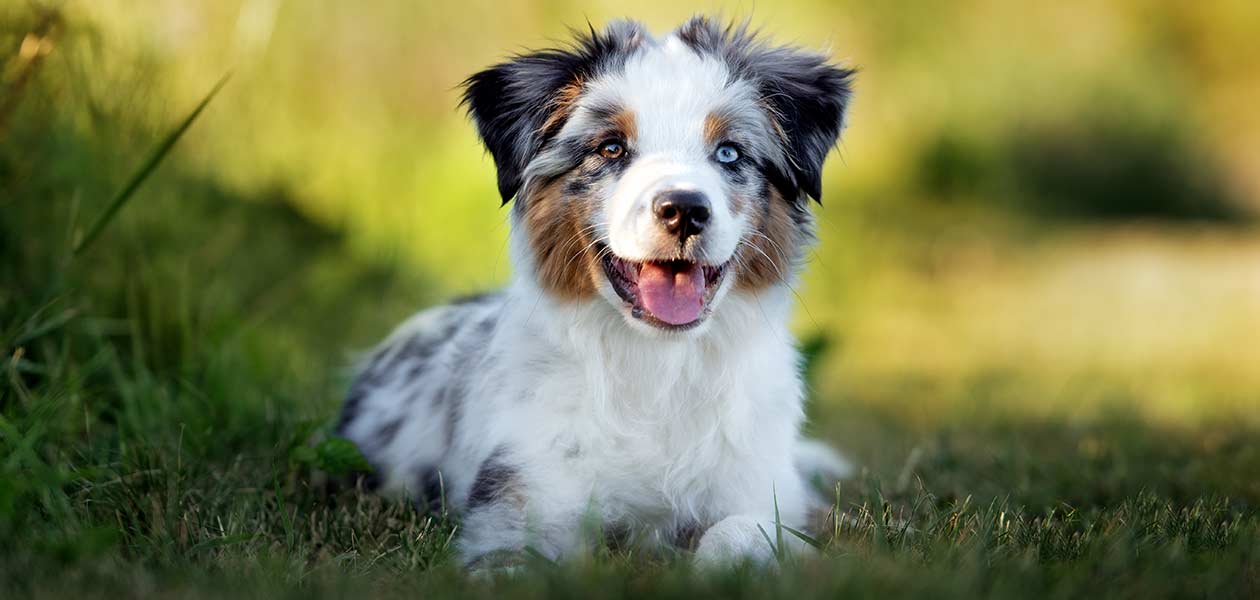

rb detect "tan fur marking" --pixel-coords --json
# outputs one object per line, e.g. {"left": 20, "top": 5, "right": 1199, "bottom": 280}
{"left": 541, "top": 78, "right": 585, "bottom": 137}
{"left": 523, "top": 180, "right": 600, "bottom": 300}
{"left": 703, "top": 112, "right": 731, "bottom": 147}
{"left": 728, "top": 192, "right": 748, "bottom": 216}
{"left": 610, "top": 107, "right": 637, "bottom": 141}
{"left": 736, "top": 189, "right": 799, "bottom": 291}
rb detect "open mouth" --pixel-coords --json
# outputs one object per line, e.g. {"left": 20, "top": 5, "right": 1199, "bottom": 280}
{"left": 599, "top": 246, "right": 727, "bottom": 330}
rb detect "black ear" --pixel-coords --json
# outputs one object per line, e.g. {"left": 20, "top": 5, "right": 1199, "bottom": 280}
{"left": 674, "top": 18, "right": 855, "bottom": 203}
{"left": 752, "top": 49, "right": 855, "bottom": 203}
{"left": 461, "top": 21, "right": 646, "bottom": 204}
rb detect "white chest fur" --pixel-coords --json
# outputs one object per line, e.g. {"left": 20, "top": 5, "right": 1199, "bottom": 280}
{"left": 462, "top": 280, "right": 809, "bottom": 534}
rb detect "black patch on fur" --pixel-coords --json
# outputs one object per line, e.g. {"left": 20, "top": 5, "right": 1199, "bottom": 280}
{"left": 373, "top": 417, "right": 405, "bottom": 447}
{"left": 558, "top": 136, "right": 597, "bottom": 162}
{"left": 564, "top": 177, "right": 592, "bottom": 196}
{"left": 670, "top": 521, "right": 704, "bottom": 550}
{"left": 343, "top": 341, "right": 425, "bottom": 417}
{"left": 336, "top": 298, "right": 503, "bottom": 505}
{"left": 414, "top": 468, "right": 445, "bottom": 512}
{"left": 336, "top": 380, "right": 371, "bottom": 433}
{"left": 443, "top": 381, "right": 463, "bottom": 449}
{"left": 450, "top": 291, "right": 498, "bottom": 306}
{"left": 461, "top": 20, "right": 646, "bottom": 204}
{"left": 394, "top": 330, "right": 442, "bottom": 366}
{"left": 334, "top": 383, "right": 385, "bottom": 492}
{"left": 404, "top": 363, "right": 427, "bottom": 383}
{"left": 466, "top": 447, "right": 518, "bottom": 509}
{"left": 340, "top": 311, "right": 468, "bottom": 429}
{"left": 677, "top": 17, "right": 855, "bottom": 203}
{"left": 436, "top": 370, "right": 469, "bottom": 446}
{"left": 377, "top": 319, "right": 462, "bottom": 386}
{"left": 475, "top": 312, "right": 499, "bottom": 337}
{"left": 366, "top": 336, "right": 433, "bottom": 386}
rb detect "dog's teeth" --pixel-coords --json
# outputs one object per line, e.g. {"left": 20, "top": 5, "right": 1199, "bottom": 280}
{"left": 631, "top": 306, "right": 644, "bottom": 319}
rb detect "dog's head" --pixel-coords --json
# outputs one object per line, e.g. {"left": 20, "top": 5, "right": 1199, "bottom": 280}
{"left": 463, "top": 17, "right": 854, "bottom": 335}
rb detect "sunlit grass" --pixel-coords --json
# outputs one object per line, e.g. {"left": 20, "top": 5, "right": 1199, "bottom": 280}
{"left": 808, "top": 223, "right": 1260, "bottom": 424}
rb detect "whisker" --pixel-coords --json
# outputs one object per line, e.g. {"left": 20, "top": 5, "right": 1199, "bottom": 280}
{"left": 737, "top": 236, "right": 823, "bottom": 332}
{"left": 746, "top": 230, "right": 790, "bottom": 264}
{"left": 738, "top": 237, "right": 785, "bottom": 281}
{"left": 561, "top": 234, "right": 607, "bottom": 272}
{"left": 551, "top": 223, "right": 603, "bottom": 259}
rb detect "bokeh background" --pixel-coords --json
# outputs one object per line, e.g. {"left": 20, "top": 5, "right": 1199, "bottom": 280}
{"left": 17, "top": 0, "right": 1258, "bottom": 418}
{"left": 2, "top": 1, "right": 1259, "bottom": 595}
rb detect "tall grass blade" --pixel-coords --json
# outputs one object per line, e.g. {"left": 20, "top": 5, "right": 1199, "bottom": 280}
{"left": 73, "top": 74, "right": 231, "bottom": 256}
{"left": 779, "top": 524, "right": 823, "bottom": 550}
{"left": 756, "top": 523, "right": 776, "bottom": 556}
{"left": 772, "top": 486, "right": 786, "bottom": 562}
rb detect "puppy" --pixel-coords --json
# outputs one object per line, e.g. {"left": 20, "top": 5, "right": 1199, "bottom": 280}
{"left": 337, "top": 16, "right": 855, "bottom": 567}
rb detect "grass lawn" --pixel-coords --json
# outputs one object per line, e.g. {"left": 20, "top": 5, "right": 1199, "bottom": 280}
{"left": 3, "top": 5, "right": 1259, "bottom": 598}
{"left": 3, "top": 134, "right": 1258, "bottom": 600}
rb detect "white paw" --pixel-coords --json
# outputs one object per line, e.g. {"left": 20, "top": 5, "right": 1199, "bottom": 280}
{"left": 693, "top": 515, "right": 777, "bottom": 569}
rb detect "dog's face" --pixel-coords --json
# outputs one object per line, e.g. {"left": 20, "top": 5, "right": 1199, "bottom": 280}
{"left": 463, "top": 18, "right": 853, "bottom": 334}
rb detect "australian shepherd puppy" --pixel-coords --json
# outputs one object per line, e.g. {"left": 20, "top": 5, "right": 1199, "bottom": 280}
{"left": 337, "top": 17, "right": 856, "bottom": 567}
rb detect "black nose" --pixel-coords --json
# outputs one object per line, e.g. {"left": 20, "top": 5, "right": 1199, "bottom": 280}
{"left": 652, "top": 190, "right": 711, "bottom": 242}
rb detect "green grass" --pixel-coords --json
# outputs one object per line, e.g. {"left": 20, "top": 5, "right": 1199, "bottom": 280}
{"left": 3, "top": 3, "right": 1259, "bottom": 598}
{"left": 3, "top": 122, "right": 1257, "bottom": 600}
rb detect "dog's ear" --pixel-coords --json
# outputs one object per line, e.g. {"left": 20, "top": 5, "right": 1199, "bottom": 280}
{"left": 461, "top": 21, "right": 646, "bottom": 204}
{"left": 751, "top": 48, "right": 855, "bottom": 203}
{"left": 674, "top": 17, "right": 855, "bottom": 203}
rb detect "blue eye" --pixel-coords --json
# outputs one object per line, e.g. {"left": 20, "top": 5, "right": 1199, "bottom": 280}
{"left": 715, "top": 143, "right": 741, "bottom": 164}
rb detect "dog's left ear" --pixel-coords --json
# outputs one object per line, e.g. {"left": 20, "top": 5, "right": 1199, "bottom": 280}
{"left": 751, "top": 49, "right": 855, "bottom": 203}
{"left": 462, "top": 21, "right": 646, "bottom": 204}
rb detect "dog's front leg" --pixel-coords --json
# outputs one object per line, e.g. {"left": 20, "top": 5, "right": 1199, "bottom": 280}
{"left": 456, "top": 491, "right": 584, "bottom": 569}
{"left": 694, "top": 515, "right": 776, "bottom": 567}
{"left": 694, "top": 514, "right": 815, "bottom": 568}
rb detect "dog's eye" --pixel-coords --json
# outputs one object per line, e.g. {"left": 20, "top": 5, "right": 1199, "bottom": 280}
{"left": 598, "top": 140, "right": 626, "bottom": 160}
{"left": 714, "top": 143, "right": 741, "bottom": 164}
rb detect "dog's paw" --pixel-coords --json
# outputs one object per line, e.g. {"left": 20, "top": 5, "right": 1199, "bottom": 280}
{"left": 693, "top": 515, "right": 778, "bottom": 569}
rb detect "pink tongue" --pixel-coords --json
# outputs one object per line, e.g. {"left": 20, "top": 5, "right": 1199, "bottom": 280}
{"left": 637, "top": 262, "right": 707, "bottom": 325}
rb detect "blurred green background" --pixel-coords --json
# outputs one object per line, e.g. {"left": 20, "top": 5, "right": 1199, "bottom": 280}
{"left": 15, "top": 0, "right": 1257, "bottom": 421}
{"left": 2, "top": 1, "right": 1259, "bottom": 596}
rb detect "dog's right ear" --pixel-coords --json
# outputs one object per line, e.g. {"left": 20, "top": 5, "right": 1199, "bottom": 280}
{"left": 461, "top": 21, "right": 646, "bottom": 204}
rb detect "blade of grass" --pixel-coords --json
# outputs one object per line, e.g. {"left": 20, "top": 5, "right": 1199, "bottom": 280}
{"left": 73, "top": 73, "right": 231, "bottom": 256}
{"left": 756, "top": 523, "right": 776, "bottom": 556}
{"left": 779, "top": 524, "right": 823, "bottom": 550}
{"left": 187, "top": 533, "right": 255, "bottom": 554}
{"left": 772, "top": 486, "right": 785, "bottom": 561}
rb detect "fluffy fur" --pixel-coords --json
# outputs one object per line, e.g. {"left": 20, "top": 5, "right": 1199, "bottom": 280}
{"left": 337, "top": 17, "right": 856, "bottom": 567}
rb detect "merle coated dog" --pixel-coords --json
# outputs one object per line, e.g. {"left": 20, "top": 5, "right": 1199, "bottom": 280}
{"left": 337, "top": 16, "right": 856, "bottom": 567}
